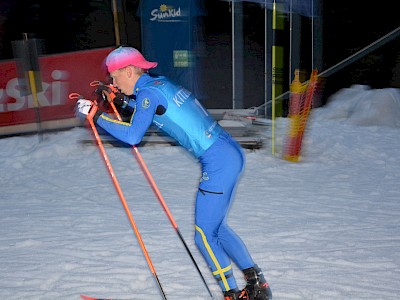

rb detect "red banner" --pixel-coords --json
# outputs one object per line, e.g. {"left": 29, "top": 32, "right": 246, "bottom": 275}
{"left": 0, "top": 47, "right": 114, "bottom": 135}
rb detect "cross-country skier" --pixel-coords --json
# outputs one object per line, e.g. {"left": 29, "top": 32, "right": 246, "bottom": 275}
{"left": 75, "top": 46, "right": 272, "bottom": 300}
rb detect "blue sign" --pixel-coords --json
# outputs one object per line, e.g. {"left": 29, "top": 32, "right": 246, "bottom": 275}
{"left": 139, "top": 1, "right": 205, "bottom": 94}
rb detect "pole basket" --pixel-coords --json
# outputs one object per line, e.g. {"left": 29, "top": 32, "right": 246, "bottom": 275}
{"left": 282, "top": 69, "right": 320, "bottom": 162}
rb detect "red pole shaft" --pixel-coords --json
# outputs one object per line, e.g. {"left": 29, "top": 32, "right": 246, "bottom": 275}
{"left": 131, "top": 146, "right": 179, "bottom": 228}
{"left": 106, "top": 94, "right": 179, "bottom": 228}
{"left": 88, "top": 116, "right": 167, "bottom": 299}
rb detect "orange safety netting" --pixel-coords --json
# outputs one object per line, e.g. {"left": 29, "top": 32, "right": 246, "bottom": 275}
{"left": 282, "top": 69, "right": 320, "bottom": 162}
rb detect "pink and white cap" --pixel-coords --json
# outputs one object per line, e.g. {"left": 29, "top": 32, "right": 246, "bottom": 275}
{"left": 105, "top": 47, "right": 158, "bottom": 73}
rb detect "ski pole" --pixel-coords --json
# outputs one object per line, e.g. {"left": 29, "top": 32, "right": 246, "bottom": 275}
{"left": 71, "top": 94, "right": 168, "bottom": 300}
{"left": 132, "top": 147, "right": 214, "bottom": 299}
{"left": 98, "top": 85, "right": 214, "bottom": 299}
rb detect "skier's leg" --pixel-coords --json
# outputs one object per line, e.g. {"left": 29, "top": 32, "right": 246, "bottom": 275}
{"left": 194, "top": 133, "right": 255, "bottom": 292}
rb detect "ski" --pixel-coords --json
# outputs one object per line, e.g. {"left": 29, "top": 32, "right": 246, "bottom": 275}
{"left": 80, "top": 295, "right": 111, "bottom": 300}
{"left": 80, "top": 294, "right": 133, "bottom": 300}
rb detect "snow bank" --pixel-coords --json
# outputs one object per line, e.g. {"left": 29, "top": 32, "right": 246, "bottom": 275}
{"left": 315, "top": 85, "right": 400, "bottom": 128}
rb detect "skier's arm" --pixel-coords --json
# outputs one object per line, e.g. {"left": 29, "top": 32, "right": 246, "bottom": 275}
{"left": 96, "top": 90, "right": 159, "bottom": 146}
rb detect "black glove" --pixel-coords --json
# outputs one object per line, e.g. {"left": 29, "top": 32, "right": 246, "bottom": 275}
{"left": 93, "top": 83, "right": 132, "bottom": 120}
{"left": 92, "top": 84, "right": 111, "bottom": 111}
{"left": 113, "top": 94, "right": 130, "bottom": 109}
{"left": 94, "top": 84, "right": 128, "bottom": 109}
{"left": 114, "top": 94, "right": 134, "bottom": 122}
{"left": 94, "top": 84, "right": 112, "bottom": 96}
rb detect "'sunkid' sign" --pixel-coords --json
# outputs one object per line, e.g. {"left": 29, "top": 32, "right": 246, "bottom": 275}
{"left": 139, "top": 1, "right": 204, "bottom": 92}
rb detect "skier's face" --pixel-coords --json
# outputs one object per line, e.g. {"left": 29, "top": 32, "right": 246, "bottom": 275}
{"left": 109, "top": 66, "right": 141, "bottom": 96}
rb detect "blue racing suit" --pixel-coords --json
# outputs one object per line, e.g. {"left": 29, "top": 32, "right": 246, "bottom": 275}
{"left": 96, "top": 73, "right": 255, "bottom": 291}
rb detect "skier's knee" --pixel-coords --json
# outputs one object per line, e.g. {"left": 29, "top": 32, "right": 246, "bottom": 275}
{"left": 194, "top": 225, "right": 205, "bottom": 248}
{"left": 194, "top": 224, "right": 215, "bottom": 249}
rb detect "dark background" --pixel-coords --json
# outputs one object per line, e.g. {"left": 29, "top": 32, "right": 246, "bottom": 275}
{"left": 1, "top": 0, "right": 399, "bottom": 110}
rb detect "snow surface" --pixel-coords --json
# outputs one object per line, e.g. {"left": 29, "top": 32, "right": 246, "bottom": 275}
{"left": 1, "top": 84, "right": 400, "bottom": 300}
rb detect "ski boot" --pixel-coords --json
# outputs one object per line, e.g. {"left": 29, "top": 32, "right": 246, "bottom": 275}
{"left": 224, "top": 288, "right": 241, "bottom": 300}
{"left": 239, "top": 265, "right": 272, "bottom": 300}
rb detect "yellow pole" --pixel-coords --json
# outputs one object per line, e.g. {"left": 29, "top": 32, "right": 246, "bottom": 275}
{"left": 28, "top": 71, "right": 39, "bottom": 109}
{"left": 23, "top": 34, "right": 43, "bottom": 141}
{"left": 271, "top": 1, "right": 276, "bottom": 155}
{"left": 271, "top": 0, "right": 285, "bottom": 155}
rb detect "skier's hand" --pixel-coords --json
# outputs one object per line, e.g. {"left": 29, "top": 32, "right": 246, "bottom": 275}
{"left": 74, "top": 99, "right": 100, "bottom": 122}
{"left": 94, "top": 84, "right": 112, "bottom": 97}
{"left": 94, "top": 84, "right": 128, "bottom": 109}
{"left": 93, "top": 84, "right": 112, "bottom": 111}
